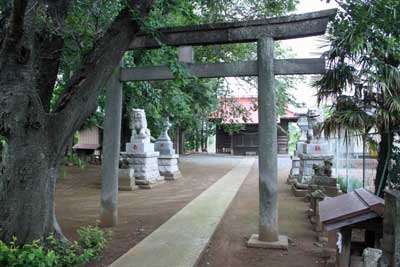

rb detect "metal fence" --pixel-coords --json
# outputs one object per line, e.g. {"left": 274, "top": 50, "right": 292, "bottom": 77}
{"left": 325, "top": 132, "right": 381, "bottom": 193}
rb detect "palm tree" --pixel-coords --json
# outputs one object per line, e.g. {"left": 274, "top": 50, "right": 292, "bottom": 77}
{"left": 315, "top": 0, "right": 400, "bottom": 196}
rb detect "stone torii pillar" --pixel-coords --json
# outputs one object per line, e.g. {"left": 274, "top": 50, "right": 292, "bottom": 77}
{"left": 100, "top": 67, "right": 123, "bottom": 227}
{"left": 247, "top": 37, "right": 288, "bottom": 249}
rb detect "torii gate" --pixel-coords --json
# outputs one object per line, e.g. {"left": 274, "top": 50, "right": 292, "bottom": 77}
{"left": 100, "top": 9, "right": 336, "bottom": 248}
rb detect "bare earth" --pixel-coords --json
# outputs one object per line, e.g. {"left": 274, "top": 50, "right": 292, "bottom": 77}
{"left": 197, "top": 156, "right": 322, "bottom": 267}
{"left": 56, "top": 155, "right": 322, "bottom": 267}
{"left": 55, "top": 155, "right": 240, "bottom": 267}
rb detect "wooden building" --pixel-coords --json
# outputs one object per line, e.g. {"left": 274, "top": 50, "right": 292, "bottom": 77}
{"left": 319, "top": 188, "right": 384, "bottom": 267}
{"left": 73, "top": 125, "right": 103, "bottom": 162}
{"left": 215, "top": 97, "right": 298, "bottom": 155}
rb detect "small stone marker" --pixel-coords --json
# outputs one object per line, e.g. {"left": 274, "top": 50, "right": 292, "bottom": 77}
{"left": 118, "top": 154, "right": 137, "bottom": 191}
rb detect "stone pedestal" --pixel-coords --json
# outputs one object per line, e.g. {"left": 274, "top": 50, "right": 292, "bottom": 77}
{"left": 158, "top": 154, "right": 181, "bottom": 180}
{"left": 298, "top": 150, "right": 333, "bottom": 184}
{"left": 131, "top": 152, "right": 163, "bottom": 188}
{"left": 292, "top": 142, "right": 334, "bottom": 198}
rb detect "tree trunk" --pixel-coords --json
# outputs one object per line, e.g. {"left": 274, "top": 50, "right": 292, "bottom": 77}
{"left": 179, "top": 128, "right": 185, "bottom": 154}
{"left": 0, "top": 134, "right": 62, "bottom": 244}
{"left": 200, "top": 122, "right": 204, "bottom": 152}
{"left": 0, "top": 1, "right": 153, "bottom": 245}
{"left": 230, "top": 134, "right": 234, "bottom": 155}
{"left": 375, "top": 130, "right": 393, "bottom": 197}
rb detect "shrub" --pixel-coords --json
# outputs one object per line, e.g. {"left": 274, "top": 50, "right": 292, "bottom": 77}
{"left": 0, "top": 226, "right": 110, "bottom": 267}
{"left": 337, "top": 176, "right": 363, "bottom": 193}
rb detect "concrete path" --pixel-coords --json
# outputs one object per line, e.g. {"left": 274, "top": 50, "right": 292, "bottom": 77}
{"left": 109, "top": 157, "right": 255, "bottom": 267}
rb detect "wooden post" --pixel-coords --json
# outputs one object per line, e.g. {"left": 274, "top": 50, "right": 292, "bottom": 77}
{"left": 100, "top": 67, "right": 123, "bottom": 227}
{"left": 339, "top": 227, "right": 351, "bottom": 267}
{"left": 247, "top": 37, "right": 287, "bottom": 249}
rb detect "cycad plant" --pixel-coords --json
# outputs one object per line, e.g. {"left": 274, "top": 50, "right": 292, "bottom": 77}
{"left": 315, "top": 0, "right": 400, "bottom": 196}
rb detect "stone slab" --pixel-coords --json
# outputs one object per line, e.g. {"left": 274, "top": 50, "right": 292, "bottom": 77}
{"left": 310, "top": 175, "right": 337, "bottom": 187}
{"left": 299, "top": 154, "right": 333, "bottom": 160}
{"left": 246, "top": 234, "right": 289, "bottom": 250}
{"left": 109, "top": 158, "right": 255, "bottom": 267}
{"left": 129, "top": 151, "right": 160, "bottom": 158}
{"left": 294, "top": 180, "right": 309, "bottom": 190}
{"left": 126, "top": 142, "right": 155, "bottom": 154}
{"left": 292, "top": 184, "right": 308, "bottom": 197}
{"left": 162, "top": 171, "right": 182, "bottom": 180}
{"left": 137, "top": 180, "right": 165, "bottom": 189}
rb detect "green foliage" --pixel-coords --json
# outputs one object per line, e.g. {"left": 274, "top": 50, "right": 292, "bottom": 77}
{"left": 316, "top": 0, "right": 400, "bottom": 194}
{"left": 64, "top": 152, "right": 86, "bottom": 170}
{"left": 0, "top": 226, "right": 110, "bottom": 267}
{"left": 288, "top": 124, "right": 300, "bottom": 154}
{"left": 42, "top": 0, "right": 300, "bottom": 149}
{"left": 317, "top": 0, "right": 400, "bottom": 132}
{"left": 337, "top": 176, "right": 363, "bottom": 193}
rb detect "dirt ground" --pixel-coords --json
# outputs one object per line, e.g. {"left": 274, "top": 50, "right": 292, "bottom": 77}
{"left": 197, "top": 156, "right": 323, "bottom": 267}
{"left": 55, "top": 155, "right": 241, "bottom": 267}
{"left": 56, "top": 154, "right": 324, "bottom": 267}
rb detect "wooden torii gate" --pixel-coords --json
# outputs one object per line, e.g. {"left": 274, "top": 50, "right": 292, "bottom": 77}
{"left": 100, "top": 9, "right": 336, "bottom": 248}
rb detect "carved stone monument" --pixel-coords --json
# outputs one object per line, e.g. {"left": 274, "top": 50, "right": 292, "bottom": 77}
{"left": 291, "top": 109, "right": 335, "bottom": 197}
{"left": 125, "top": 109, "right": 163, "bottom": 188}
{"left": 155, "top": 118, "right": 181, "bottom": 180}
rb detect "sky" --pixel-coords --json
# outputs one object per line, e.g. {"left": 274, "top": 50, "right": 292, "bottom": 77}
{"left": 228, "top": 0, "right": 339, "bottom": 109}
{"left": 282, "top": 0, "right": 339, "bottom": 108}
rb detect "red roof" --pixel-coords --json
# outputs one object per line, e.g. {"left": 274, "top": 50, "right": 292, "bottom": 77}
{"left": 212, "top": 97, "right": 298, "bottom": 124}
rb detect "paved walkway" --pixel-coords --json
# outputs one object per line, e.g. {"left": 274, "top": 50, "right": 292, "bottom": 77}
{"left": 109, "top": 157, "right": 255, "bottom": 267}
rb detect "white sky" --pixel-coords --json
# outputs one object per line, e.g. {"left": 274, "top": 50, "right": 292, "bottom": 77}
{"left": 227, "top": 0, "right": 339, "bottom": 109}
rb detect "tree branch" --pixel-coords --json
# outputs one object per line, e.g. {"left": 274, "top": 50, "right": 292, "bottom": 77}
{"left": 32, "top": 0, "right": 71, "bottom": 112}
{"left": 51, "top": 0, "right": 153, "bottom": 155}
{"left": 0, "top": 0, "right": 28, "bottom": 63}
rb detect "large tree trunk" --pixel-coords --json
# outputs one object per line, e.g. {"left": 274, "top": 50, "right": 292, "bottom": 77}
{"left": 0, "top": 0, "right": 153, "bottom": 244}
{"left": 375, "top": 130, "right": 393, "bottom": 197}
{"left": 1, "top": 133, "right": 62, "bottom": 244}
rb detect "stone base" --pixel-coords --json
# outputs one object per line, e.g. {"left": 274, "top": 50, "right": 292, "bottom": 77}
{"left": 158, "top": 154, "right": 181, "bottom": 180}
{"left": 291, "top": 184, "right": 308, "bottom": 197}
{"left": 162, "top": 171, "right": 182, "bottom": 180}
{"left": 247, "top": 234, "right": 289, "bottom": 250}
{"left": 136, "top": 179, "right": 165, "bottom": 189}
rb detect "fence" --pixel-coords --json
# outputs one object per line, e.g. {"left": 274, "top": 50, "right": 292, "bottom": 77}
{"left": 324, "top": 130, "right": 400, "bottom": 194}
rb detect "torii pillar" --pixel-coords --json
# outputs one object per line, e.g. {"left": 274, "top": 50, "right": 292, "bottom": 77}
{"left": 247, "top": 37, "right": 288, "bottom": 249}
{"left": 100, "top": 67, "right": 123, "bottom": 227}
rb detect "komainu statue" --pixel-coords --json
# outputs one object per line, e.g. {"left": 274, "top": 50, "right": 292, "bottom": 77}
{"left": 130, "top": 109, "right": 151, "bottom": 140}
